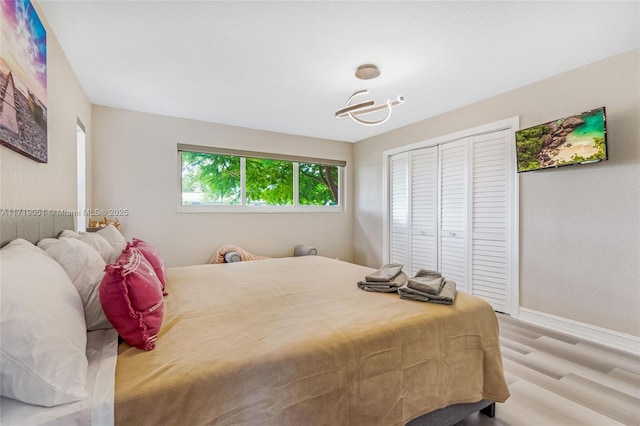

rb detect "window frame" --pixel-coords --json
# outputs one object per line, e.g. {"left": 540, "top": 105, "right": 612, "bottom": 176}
{"left": 177, "top": 144, "right": 346, "bottom": 213}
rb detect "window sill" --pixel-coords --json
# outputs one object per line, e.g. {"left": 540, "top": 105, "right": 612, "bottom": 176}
{"left": 177, "top": 205, "right": 344, "bottom": 214}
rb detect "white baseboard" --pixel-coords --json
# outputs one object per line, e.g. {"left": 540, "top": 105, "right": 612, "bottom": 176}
{"left": 517, "top": 308, "right": 640, "bottom": 356}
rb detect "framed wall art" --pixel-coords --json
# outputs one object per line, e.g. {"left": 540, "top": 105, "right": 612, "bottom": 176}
{"left": 0, "top": 0, "right": 47, "bottom": 163}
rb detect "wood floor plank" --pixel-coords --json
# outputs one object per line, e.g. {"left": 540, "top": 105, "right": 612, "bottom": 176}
{"left": 524, "top": 347, "right": 640, "bottom": 398}
{"left": 574, "top": 342, "right": 640, "bottom": 375}
{"left": 497, "top": 314, "right": 581, "bottom": 345}
{"left": 498, "top": 337, "right": 531, "bottom": 355}
{"left": 609, "top": 367, "right": 640, "bottom": 387}
{"left": 559, "top": 373, "right": 640, "bottom": 425}
{"left": 529, "top": 336, "right": 616, "bottom": 373}
{"left": 464, "top": 315, "right": 640, "bottom": 426}
{"left": 500, "top": 346, "right": 564, "bottom": 380}
{"left": 499, "top": 326, "right": 543, "bottom": 344}
{"left": 497, "top": 380, "right": 626, "bottom": 426}
{"left": 502, "top": 371, "right": 519, "bottom": 386}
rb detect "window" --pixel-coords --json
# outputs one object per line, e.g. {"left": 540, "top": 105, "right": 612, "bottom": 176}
{"left": 298, "top": 162, "right": 339, "bottom": 206}
{"left": 181, "top": 152, "right": 241, "bottom": 205}
{"left": 178, "top": 144, "right": 344, "bottom": 211}
{"left": 246, "top": 158, "right": 293, "bottom": 206}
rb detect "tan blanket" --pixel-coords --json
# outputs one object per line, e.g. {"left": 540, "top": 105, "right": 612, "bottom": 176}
{"left": 208, "top": 244, "right": 270, "bottom": 264}
{"left": 115, "top": 256, "right": 509, "bottom": 425}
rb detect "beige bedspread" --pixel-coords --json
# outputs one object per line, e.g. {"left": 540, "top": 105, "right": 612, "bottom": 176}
{"left": 115, "top": 256, "right": 509, "bottom": 425}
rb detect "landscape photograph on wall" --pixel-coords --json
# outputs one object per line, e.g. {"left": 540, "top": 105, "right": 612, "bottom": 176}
{"left": 515, "top": 107, "right": 607, "bottom": 173}
{"left": 0, "top": 0, "right": 47, "bottom": 163}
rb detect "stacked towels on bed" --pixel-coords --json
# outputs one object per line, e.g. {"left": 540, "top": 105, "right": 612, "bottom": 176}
{"left": 357, "top": 265, "right": 457, "bottom": 304}
{"left": 397, "top": 269, "right": 457, "bottom": 305}
{"left": 357, "top": 263, "right": 408, "bottom": 293}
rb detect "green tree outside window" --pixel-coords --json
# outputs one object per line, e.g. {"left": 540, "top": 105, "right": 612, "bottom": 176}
{"left": 181, "top": 151, "right": 340, "bottom": 207}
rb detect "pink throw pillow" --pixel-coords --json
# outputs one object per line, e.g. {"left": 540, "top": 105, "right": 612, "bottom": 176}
{"left": 129, "top": 238, "right": 167, "bottom": 294}
{"left": 99, "top": 248, "right": 164, "bottom": 351}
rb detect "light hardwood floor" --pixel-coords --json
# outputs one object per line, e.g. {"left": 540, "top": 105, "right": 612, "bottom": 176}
{"left": 456, "top": 314, "right": 640, "bottom": 426}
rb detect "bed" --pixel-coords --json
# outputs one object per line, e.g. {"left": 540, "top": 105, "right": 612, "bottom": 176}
{"left": 0, "top": 214, "right": 509, "bottom": 425}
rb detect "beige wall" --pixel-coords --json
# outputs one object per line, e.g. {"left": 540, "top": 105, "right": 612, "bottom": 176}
{"left": 0, "top": 1, "right": 92, "bottom": 213}
{"left": 353, "top": 50, "right": 640, "bottom": 337}
{"left": 91, "top": 106, "right": 353, "bottom": 267}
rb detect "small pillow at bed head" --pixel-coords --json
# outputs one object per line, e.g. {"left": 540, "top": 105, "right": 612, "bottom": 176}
{"left": 224, "top": 251, "right": 242, "bottom": 262}
{"left": 294, "top": 244, "right": 317, "bottom": 257}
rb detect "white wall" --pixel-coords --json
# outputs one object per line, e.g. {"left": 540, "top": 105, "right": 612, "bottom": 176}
{"left": 0, "top": 2, "right": 92, "bottom": 213}
{"left": 91, "top": 106, "right": 353, "bottom": 266}
{"left": 353, "top": 50, "right": 640, "bottom": 337}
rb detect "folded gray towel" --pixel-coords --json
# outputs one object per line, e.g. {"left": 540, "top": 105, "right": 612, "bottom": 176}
{"left": 414, "top": 269, "right": 442, "bottom": 280}
{"left": 358, "top": 284, "right": 398, "bottom": 293}
{"left": 398, "top": 279, "right": 457, "bottom": 304}
{"left": 358, "top": 271, "right": 408, "bottom": 293}
{"left": 397, "top": 285, "right": 430, "bottom": 302}
{"left": 365, "top": 263, "right": 404, "bottom": 283}
{"left": 407, "top": 269, "right": 444, "bottom": 295}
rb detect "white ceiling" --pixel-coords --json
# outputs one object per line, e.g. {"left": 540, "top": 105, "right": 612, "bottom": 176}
{"left": 39, "top": 1, "right": 639, "bottom": 143}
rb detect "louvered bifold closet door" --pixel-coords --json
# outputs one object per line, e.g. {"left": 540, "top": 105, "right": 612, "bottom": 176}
{"left": 389, "top": 153, "right": 409, "bottom": 266}
{"left": 439, "top": 139, "right": 469, "bottom": 292}
{"left": 409, "top": 148, "right": 438, "bottom": 276}
{"left": 470, "top": 130, "right": 511, "bottom": 313}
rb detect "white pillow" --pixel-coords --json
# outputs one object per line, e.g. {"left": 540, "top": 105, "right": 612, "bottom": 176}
{"left": 36, "top": 237, "right": 59, "bottom": 251}
{"left": 38, "top": 237, "right": 112, "bottom": 331}
{"left": 95, "top": 224, "right": 126, "bottom": 254}
{"left": 0, "top": 239, "right": 88, "bottom": 407}
{"left": 60, "top": 229, "right": 117, "bottom": 264}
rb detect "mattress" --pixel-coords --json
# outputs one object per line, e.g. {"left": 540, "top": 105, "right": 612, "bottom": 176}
{"left": 114, "top": 256, "right": 510, "bottom": 425}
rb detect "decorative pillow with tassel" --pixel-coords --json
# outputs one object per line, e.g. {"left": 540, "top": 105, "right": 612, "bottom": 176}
{"left": 99, "top": 247, "right": 164, "bottom": 351}
{"left": 128, "top": 238, "right": 167, "bottom": 294}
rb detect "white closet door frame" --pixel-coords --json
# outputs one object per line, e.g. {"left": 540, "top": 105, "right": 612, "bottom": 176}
{"left": 382, "top": 116, "right": 520, "bottom": 316}
{"left": 409, "top": 147, "right": 439, "bottom": 276}
{"left": 388, "top": 152, "right": 410, "bottom": 267}
{"left": 438, "top": 138, "right": 470, "bottom": 293}
{"left": 470, "top": 130, "right": 514, "bottom": 313}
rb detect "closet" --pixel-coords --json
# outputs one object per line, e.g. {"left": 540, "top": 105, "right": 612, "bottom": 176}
{"left": 386, "top": 125, "right": 517, "bottom": 314}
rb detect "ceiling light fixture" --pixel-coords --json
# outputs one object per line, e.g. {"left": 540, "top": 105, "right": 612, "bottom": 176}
{"left": 355, "top": 64, "right": 381, "bottom": 80}
{"left": 335, "top": 90, "right": 404, "bottom": 126}
{"left": 335, "top": 64, "right": 404, "bottom": 126}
